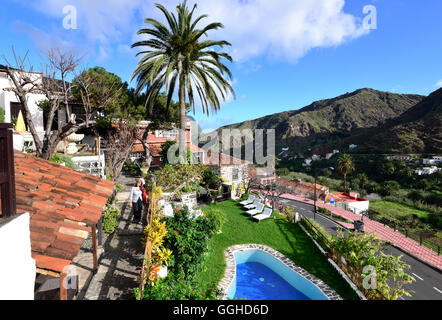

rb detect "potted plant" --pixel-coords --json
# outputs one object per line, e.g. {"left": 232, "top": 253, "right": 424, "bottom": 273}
{"left": 140, "top": 162, "right": 150, "bottom": 175}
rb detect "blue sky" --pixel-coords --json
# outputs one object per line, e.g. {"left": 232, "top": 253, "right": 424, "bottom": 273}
{"left": 1, "top": 0, "right": 441, "bottom": 132}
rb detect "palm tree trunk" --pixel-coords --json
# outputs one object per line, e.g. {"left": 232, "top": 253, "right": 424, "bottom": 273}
{"left": 178, "top": 75, "right": 187, "bottom": 164}
{"left": 344, "top": 173, "right": 347, "bottom": 192}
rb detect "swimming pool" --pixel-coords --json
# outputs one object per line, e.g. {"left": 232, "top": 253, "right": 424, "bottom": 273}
{"left": 223, "top": 245, "right": 337, "bottom": 300}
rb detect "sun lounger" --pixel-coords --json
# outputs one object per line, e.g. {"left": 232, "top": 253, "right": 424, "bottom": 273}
{"left": 240, "top": 194, "right": 255, "bottom": 206}
{"left": 244, "top": 199, "right": 261, "bottom": 209}
{"left": 246, "top": 202, "right": 265, "bottom": 216}
{"left": 253, "top": 207, "right": 273, "bottom": 222}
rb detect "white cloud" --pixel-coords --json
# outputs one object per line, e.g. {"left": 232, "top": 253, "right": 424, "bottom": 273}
{"left": 140, "top": 0, "right": 370, "bottom": 62}
{"left": 436, "top": 80, "right": 442, "bottom": 88}
{"left": 22, "top": 0, "right": 370, "bottom": 63}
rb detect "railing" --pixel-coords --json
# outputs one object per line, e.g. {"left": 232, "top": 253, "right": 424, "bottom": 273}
{"left": 0, "top": 123, "right": 17, "bottom": 218}
{"left": 367, "top": 210, "right": 441, "bottom": 256}
{"left": 299, "top": 213, "right": 332, "bottom": 250}
{"left": 298, "top": 211, "right": 389, "bottom": 300}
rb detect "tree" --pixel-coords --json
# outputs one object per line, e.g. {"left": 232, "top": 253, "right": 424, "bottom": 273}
{"left": 98, "top": 119, "right": 139, "bottom": 180}
{"left": 381, "top": 180, "right": 400, "bottom": 196}
{"left": 159, "top": 140, "right": 192, "bottom": 165}
{"left": 357, "top": 173, "right": 368, "bottom": 190}
{"left": 2, "top": 49, "right": 81, "bottom": 159}
{"left": 337, "top": 154, "right": 355, "bottom": 192}
{"left": 262, "top": 178, "right": 290, "bottom": 210}
{"left": 2, "top": 49, "right": 131, "bottom": 160}
{"left": 132, "top": 1, "right": 235, "bottom": 163}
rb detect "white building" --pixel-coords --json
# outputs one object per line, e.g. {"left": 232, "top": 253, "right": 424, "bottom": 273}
{"left": 432, "top": 156, "right": 442, "bottom": 162}
{"left": 0, "top": 66, "right": 45, "bottom": 131}
{"left": 423, "top": 159, "right": 437, "bottom": 165}
{"left": 311, "top": 154, "right": 321, "bottom": 161}
{"left": 0, "top": 213, "right": 36, "bottom": 300}
{"left": 415, "top": 166, "right": 440, "bottom": 175}
{"left": 386, "top": 155, "right": 413, "bottom": 161}
{"left": 302, "top": 158, "right": 312, "bottom": 167}
{"left": 325, "top": 153, "right": 333, "bottom": 160}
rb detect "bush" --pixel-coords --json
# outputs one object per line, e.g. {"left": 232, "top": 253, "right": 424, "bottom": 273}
{"left": 380, "top": 180, "right": 400, "bottom": 196}
{"left": 0, "top": 107, "right": 4, "bottom": 122}
{"left": 202, "top": 168, "right": 221, "bottom": 188}
{"left": 123, "top": 159, "right": 142, "bottom": 176}
{"left": 102, "top": 205, "right": 121, "bottom": 234}
{"left": 204, "top": 208, "right": 226, "bottom": 232}
{"left": 50, "top": 154, "right": 75, "bottom": 169}
{"left": 162, "top": 205, "right": 216, "bottom": 280}
{"left": 136, "top": 271, "right": 220, "bottom": 300}
{"left": 276, "top": 167, "right": 290, "bottom": 177}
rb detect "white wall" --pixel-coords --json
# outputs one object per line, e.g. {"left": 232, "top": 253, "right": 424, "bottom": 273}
{"left": 0, "top": 212, "right": 36, "bottom": 300}
{"left": 347, "top": 201, "right": 369, "bottom": 214}
{"left": 0, "top": 71, "right": 45, "bottom": 131}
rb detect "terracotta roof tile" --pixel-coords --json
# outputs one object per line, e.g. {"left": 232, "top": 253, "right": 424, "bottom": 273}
{"left": 14, "top": 151, "right": 115, "bottom": 274}
{"left": 33, "top": 255, "right": 71, "bottom": 273}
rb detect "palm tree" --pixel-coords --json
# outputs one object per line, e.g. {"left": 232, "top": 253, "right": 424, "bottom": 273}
{"left": 131, "top": 1, "right": 235, "bottom": 163}
{"left": 337, "top": 154, "right": 355, "bottom": 192}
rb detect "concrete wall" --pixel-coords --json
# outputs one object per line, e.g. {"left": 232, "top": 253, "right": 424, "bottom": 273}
{"left": 212, "top": 164, "right": 248, "bottom": 186}
{"left": 71, "top": 154, "right": 106, "bottom": 178}
{"left": 347, "top": 201, "right": 370, "bottom": 214}
{"left": 0, "top": 213, "right": 36, "bottom": 300}
{"left": 0, "top": 72, "right": 45, "bottom": 131}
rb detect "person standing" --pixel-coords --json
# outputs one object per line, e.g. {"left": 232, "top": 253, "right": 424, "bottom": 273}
{"left": 130, "top": 179, "right": 143, "bottom": 223}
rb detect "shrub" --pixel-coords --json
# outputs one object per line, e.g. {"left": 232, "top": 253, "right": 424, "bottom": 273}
{"left": 123, "top": 159, "right": 142, "bottom": 176}
{"left": 202, "top": 168, "right": 221, "bottom": 188}
{"left": 380, "top": 180, "right": 400, "bottom": 196}
{"left": 204, "top": 208, "right": 226, "bottom": 232}
{"left": 162, "top": 205, "right": 216, "bottom": 280}
{"left": 102, "top": 205, "right": 121, "bottom": 234}
{"left": 115, "top": 184, "right": 124, "bottom": 193}
{"left": 50, "top": 154, "right": 75, "bottom": 169}
{"left": 0, "top": 107, "right": 4, "bottom": 122}
{"left": 136, "top": 271, "right": 220, "bottom": 300}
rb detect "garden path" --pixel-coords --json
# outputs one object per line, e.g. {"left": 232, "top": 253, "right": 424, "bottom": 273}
{"left": 73, "top": 173, "right": 145, "bottom": 300}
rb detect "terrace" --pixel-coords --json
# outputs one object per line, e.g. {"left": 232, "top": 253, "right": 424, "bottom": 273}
{"left": 186, "top": 200, "right": 359, "bottom": 300}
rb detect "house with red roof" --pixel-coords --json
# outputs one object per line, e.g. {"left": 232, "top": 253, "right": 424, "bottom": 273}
{"left": 326, "top": 192, "right": 370, "bottom": 214}
{"left": 0, "top": 123, "right": 115, "bottom": 300}
{"left": 130, "top": 118, "right": 205, "bottom": 168}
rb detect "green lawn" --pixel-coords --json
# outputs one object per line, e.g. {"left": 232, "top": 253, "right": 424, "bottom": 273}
{"left": 370, "top": 200, "right": 432, "bottom": 220}
{"left": 195, "top": 200, "right": 359, "bottom": 300}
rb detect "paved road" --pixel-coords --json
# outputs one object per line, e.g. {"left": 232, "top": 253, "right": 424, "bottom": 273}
{"left": 276, "top": 198, "right": 442, "bottom": 300}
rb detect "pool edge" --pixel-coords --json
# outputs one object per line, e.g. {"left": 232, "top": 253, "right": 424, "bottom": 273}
{"left": 217, "top": 244, "right": 342, "bottom": 300}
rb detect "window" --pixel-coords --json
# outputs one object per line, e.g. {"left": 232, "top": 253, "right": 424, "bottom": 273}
{"left": 232, "top": 168, "right": 239, "bottom": 180}
{"left": 155, "top": 130, "right": 179, "bottom": 139}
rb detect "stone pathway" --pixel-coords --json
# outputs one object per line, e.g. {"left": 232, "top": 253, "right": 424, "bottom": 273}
{"left": 277, "top": 193, "right": 442, "bottom": 270}
{"left": 72, "top": 174, "right": 145, "bottom": 300}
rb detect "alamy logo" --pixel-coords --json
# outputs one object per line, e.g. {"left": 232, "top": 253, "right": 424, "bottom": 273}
{"left": 62, "top": 5, "right": 77, "bottom": 30}
{"left": 363, "top": 5, "right": 377, "bottom": 30}
{"left": 362, "top": 265, "right": 377, "bottom": 290}
{"left": 166, "top": 126, "right": 275, "bottom": 174}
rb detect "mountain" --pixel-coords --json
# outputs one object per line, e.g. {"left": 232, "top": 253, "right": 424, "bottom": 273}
{"left": 216, "top": 88, "right": 427, "bottom": 155}
{"left": 358, "top": 87, "right": 442, "bottom": 154}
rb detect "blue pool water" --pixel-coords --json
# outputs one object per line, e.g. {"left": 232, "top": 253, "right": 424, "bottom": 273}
{"left": 235, "top": 262, "right": 311, "bottom": 300}
{"left": 226, "top": 249, "right": 329, "bottom": 300}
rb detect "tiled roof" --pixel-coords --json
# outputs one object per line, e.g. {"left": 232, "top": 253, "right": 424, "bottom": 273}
{"left": 326, "top": 192, "right": 367, "bottom": 203}
{"left": 132, "top": 142, "right": 204, "bottom": 156}
{"left": 13, "top": 151, "right": 115, "bottom": 273}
